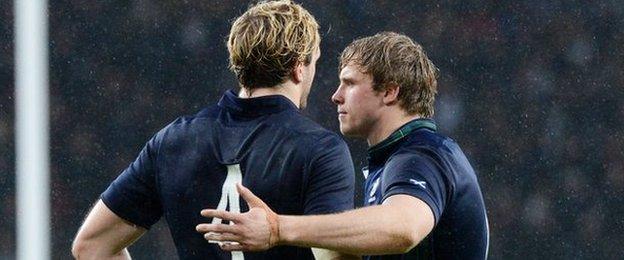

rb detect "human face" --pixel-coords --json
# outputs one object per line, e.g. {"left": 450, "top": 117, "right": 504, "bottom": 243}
{"left": 299, "top": 47, "right": 320, "bottom": 109}
{"left": 332, "top": 64, "right": 384, "bottom": 137}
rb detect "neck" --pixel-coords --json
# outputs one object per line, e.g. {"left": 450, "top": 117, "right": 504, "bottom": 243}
{"left": 239, "top": 81, "right": 301, "bottom": 108}
{"left": 366, "top": 111, "right": 422, "bottom": 147}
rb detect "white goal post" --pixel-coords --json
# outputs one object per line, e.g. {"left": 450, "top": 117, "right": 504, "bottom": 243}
{"left": 14, "top": 0, "right": 50, "bottom": 259}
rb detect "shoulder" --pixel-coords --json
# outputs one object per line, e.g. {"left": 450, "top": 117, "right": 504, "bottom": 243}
{"left": 279, "top": 111, "right": 336, "bottom": 134}
{"left": 151, "top": 106, "right": 220, "bottom": 145}
{"left": 274, "top": 111, "right": 348, "bottom": 148}
{"left": 385, "top": 129, "right": 476, "bottom": 191}
{"left": 394, "top": 130, "right": 462, "bottom": 162}
{"left": 382, "top": 131, "right": 460, "bottom": 180}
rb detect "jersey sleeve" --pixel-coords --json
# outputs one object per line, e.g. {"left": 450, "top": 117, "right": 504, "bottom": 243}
{"left": 381, "top": 152, "right": 448, "bottom": 224}
{"left": 100, "top": 131, "right": 164, "bottom": 229}
{"left": 303, "top": 133, "right": 355, "bottom": 215}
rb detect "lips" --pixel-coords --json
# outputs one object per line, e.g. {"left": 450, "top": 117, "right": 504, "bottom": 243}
{"left": 338, "top": 111, "right": 347, "bottom": 120}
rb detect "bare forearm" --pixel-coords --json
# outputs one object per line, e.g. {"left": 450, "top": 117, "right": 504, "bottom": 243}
{"left": 72, "top": 242, "right": 131, "bottom": 260}
{"left": 278, "top": 204, "right": 417, "bottom": 255}
{"left": 72, "top": 200, "right": 145, "bottom": 260}
{"left": 73, "top": 227, "right": 137, "bottom": 260}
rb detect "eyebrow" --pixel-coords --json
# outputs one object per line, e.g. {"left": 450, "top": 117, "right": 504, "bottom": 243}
{"left": 340, "top": 76, "right": 354, "bottom": 84}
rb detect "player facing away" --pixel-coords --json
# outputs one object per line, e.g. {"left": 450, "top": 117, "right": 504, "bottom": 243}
{"left": 197, "top": 32, "right": 490, "bottom": 259}
{"left": 71, "top": 1, "right": 357, "bottom": 259}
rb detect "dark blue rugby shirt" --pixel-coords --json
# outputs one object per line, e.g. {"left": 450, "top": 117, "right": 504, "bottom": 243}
{"left": 363, "top": 119, "right": 488, "bottom": 260}
{"left": 101, "top": 89, "right": 355, "bottom": 259}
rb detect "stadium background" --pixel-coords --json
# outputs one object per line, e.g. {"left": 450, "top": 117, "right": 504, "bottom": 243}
{"left": 1, "top": 0, "right": 623, "bottom": 259}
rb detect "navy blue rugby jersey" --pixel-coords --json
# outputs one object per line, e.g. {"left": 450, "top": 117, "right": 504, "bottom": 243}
{"left": 363, "top": 119, "right": 488, "bottom": 260}
{"left": 101, "top": 89, "right": 355, "bottom": 259}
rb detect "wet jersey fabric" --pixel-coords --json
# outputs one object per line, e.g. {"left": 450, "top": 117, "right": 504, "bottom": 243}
{"left": 363, "top": 119, "right": 488, "bottom": 260}
{"left": 101, "top": 89, "right": 355, "bottom": 259}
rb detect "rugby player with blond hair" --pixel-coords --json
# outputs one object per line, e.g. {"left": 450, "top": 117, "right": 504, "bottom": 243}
{"left": 72, "top": 1, "right": 356, "bottom": 259}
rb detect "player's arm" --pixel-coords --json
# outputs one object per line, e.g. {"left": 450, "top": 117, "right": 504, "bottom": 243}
{"left": 72, "top": 126, "right": 168, "bottom": 259}
{"left": 72, "top": 200, "right": 146, "bottom": 259}
{"left": 197, "top": 184, "right": 434, "bottom": 255}
{"left": 278, "top": 194, "right": 433, "bottom": 255}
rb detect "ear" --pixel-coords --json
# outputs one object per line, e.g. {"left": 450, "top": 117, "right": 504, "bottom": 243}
{"left": 382, "top": 83, "right": 400, "bottom": 105}
{"left": 291, "top": 62, "right": 305, "bottom": 84}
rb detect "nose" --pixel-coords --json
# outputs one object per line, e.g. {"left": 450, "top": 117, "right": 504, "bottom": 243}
{"left": 331, "top": 85, "right": 343, "bottom": 105}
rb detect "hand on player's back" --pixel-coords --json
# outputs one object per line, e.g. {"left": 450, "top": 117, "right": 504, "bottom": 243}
{"left": 196, "top": 183, "right": 280, "bottom": 251}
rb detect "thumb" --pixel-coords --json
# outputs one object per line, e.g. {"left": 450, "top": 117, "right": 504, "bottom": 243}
{"left": 237, "top": 183, "right": 269, "bottom": 209}
{"left": 236, "top": 183, "right": 280, "bottom": 247}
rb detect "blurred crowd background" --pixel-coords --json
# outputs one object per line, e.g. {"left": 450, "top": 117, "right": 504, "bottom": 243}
{"left": 1, "top": 0, "right": 623, "bottom": 259}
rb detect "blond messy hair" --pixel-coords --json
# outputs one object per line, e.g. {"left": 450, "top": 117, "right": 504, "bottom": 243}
{"left": 227, "top": 0, "right": 320, "bottom": 89}
{"left": 340, "top": 32, "right": 439, "bottom": 117}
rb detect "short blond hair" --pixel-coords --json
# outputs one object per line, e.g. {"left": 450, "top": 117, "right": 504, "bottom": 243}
{"left": 227, "top": 0, "right": 320, "bottom": 89}
{"left": 340, "top": 32, "right": 439, "bottom": 117}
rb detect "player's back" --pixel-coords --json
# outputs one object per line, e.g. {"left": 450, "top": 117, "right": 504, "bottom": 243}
{"left": 102, "top": 90, "right": 355, "bottom": 259}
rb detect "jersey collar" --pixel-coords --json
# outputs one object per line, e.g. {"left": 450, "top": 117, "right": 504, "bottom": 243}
{"left": 367, "top": 118, "right": 437, "bottom": 163}
{"left": 218, "top": 89, "right": 299, "bottom": 116}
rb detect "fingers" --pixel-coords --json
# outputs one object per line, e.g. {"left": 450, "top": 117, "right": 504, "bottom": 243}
{"left": 220, "top": 242, "right": 246, "bottom": 251}
{"left": 236, "top": 183, "right": 268, "bottom": 209}
{"left": 201, "top": 209, "right": 243, "bottom": 222}
{"left": 196, "top": 223, "right": 238, "bottom": 234}
{"left": 203, "top": 232, "right": 242, "bottom": 243}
